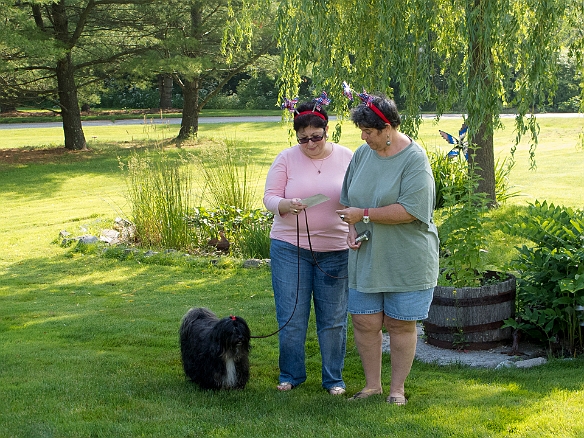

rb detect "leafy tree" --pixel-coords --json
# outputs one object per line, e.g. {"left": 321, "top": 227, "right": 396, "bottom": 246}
{"left": 130, "top": 0, "right": 276, "bottom": 140}
{"left": 277, "top": 0, "right": 584, "bottom": 204}
{"left": 0, "top": 0, "right": 157, "bottom": 150}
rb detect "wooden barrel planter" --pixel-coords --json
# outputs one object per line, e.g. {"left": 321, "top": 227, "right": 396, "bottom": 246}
{"left": 423, "top": 272, "right": 516, "bottom": 350}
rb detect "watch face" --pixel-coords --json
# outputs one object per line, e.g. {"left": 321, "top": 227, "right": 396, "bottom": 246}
{"left": 363, "top": 217, "right": 370, "bottom": 223}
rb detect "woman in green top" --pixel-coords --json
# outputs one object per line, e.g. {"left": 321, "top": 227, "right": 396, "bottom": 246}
{"left": 337, "top": 93, "right": 439, "bottom": 405}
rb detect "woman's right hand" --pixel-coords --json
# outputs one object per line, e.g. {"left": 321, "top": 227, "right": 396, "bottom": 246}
{"left": 279, "top": 198, "right": 306, "bottom": 216}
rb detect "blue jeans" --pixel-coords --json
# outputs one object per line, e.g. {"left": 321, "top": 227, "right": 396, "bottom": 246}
{"left": 270, "top": 239, "right": 349, "bottom": 389}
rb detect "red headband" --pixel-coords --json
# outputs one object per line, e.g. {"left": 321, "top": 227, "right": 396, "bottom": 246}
{"left": 294, "top": 110, "right": 326, "bottom": 121}
{"left": 366, "top": 101, "right": 391, "bottom": 125}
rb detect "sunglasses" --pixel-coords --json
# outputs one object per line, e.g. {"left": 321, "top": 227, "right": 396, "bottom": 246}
{"left": 297, "top": 131, "right": 326, "bottom": 144}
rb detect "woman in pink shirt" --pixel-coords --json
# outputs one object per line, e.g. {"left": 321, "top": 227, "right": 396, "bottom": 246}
{"left": 263, "top": 100, "right": 353, "bottom": 395}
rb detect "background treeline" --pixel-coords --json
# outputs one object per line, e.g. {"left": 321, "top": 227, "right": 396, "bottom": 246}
{"left": 93, "top": 53, "right": 583, "bottom": 112}
{"left": 7, "top": 55, "right": 580, "bottom": 114}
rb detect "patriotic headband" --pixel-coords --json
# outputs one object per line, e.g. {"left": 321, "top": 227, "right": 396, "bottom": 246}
{"left": 342, "top": 82, "right": 391, "bottom": 125}
{"left": 280, "top": 91, "right": 329, "bottom": 121}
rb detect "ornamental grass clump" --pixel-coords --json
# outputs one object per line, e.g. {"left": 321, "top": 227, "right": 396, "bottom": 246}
{"left": 121, "top": 139, "right": 271, "bottom": 256}
{"left": 122, "top": 150, "right": 198, "bottom": 251}
{"left": 192, "top": 138, "right": 259, "bottom": 211}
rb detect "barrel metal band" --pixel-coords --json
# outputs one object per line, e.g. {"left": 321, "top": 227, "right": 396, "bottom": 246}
{"left": 431, "top": 290, "right": 515, "bottom": 308}
{"left": 423, "top": 320, "right": 505, "bottom": 334}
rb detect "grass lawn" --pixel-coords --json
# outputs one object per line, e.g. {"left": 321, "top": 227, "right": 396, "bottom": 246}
{"left": 1, "top": 116, "right": 583, "bottom": 437}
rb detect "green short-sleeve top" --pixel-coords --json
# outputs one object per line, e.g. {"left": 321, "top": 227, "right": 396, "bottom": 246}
{"left": 340, "top": 141, "right": 439, "bottom": 293}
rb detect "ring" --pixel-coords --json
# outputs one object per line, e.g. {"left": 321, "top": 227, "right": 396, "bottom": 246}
{"left": 340, "top": 215, "right": 345, "bottom": 220}
{"left": 293, "top": 209, "right": 298, "bottom": 213}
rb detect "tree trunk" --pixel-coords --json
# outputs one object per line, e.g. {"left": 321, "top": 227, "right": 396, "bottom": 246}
{"left": 51, "top": 0, "right": 86, "bottom": 151}
{"left": 56, "top": 53, "right": 87, "bottom": 150}
{"left": 471, "top": 118, "right": 496, "bottom": 206}
{"left": 177, "top": 78, "right": 200, "bottom": 140}
{"left": 467, "top": 0, "right": 497, "bottom": 206}
{"left": 158, "top": 74, "right": 173, "bottom": 109}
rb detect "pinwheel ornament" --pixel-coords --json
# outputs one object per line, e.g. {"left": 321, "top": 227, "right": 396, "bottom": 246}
{"left": 439, "top": 123, "right": 469, "bottom": 160}
{"left": 342, "top": 81, "right": 353, "bottom": 101}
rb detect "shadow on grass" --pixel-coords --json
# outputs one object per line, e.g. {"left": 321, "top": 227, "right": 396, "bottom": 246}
{"left": 0, "top": 139, "right": 272, "bottom": 205}
{"left": 1, "top": 249, "right": 583, "bottom": 437}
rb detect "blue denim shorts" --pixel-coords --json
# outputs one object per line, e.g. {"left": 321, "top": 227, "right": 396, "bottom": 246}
{"left": 348, "top": 287, "right": 434, "bottom": 321}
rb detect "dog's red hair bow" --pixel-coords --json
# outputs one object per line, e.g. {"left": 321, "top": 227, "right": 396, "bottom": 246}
{"left": 230, "top": 315, "right": 236, "bottom": 321}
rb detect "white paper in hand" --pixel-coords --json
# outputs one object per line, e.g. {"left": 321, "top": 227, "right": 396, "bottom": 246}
{"left": 301, "top": 194, "right": 330, "bottom": 208}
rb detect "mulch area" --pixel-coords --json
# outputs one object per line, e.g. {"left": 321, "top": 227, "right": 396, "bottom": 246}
{"left": 0, "top": 147, "right": 84, "bottom": 165}
{"left": 0, "top": 108, "right": 182, "bottom": 165}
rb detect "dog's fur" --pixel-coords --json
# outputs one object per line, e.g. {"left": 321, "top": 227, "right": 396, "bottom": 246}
{"left": 179, "top": 307, "right": 251, "bottom": 390}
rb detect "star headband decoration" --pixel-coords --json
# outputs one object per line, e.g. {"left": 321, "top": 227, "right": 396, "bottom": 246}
{"left": 313, "top": 91, "right": 330, "bottom": 111}
{"left": 282, "top": 91, "right": 330, "bottom": 120}
{"left": 342, "top": 82, "right": 391, "bottom": 125}
{"left": 342, "top": 81, "right": 353, "bottom": 101}
{"left": 281, "top": 97, "right": 299, "bottom": 114}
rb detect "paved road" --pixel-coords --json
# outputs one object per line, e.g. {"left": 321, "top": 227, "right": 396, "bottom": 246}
{"left": 1, "top": 113, "right": 582, "bottom": 130}
{"left": 0, "top": 116, "right": 280, "bottom": 130}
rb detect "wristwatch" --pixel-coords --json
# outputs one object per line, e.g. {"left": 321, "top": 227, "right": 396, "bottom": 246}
{"left": 362, "top": 208, "right": 370, "bottom": 223}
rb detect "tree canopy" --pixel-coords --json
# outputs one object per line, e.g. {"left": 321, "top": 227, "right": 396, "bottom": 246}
{"left": 116, "top": 0, "right": 275, "bottom": 140}
{"left": 277, "top": 0, "right": 584, "bottom": 203}
{"left": 0, "top": 0, "right": 275, "bottom": 147}
{"left": 1, "top": 0, "right": 160, "bottom": 149}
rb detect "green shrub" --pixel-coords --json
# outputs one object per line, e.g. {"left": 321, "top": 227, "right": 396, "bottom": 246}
{"left": 504, "top": 201, "right": 584, "bottom": 355}
{"left": 236, "top": 213, "right": 273, "bottom": 259}
{"left": 428, "top": 149, "right": 467, "bottom": 209}
{"left": 186, "top": 206, "right": 273, "bottom": 258}
{"left": 429, "top": 149, "right": 517, "bottom": 209}
{"left": 205, "top": 93, "right": 241, "bottom": 109}
{"left": 437, "top": 162, "right": 490, "bottom": 287}
{"left": 236, "top": 73, "right": 279, "bottom": 110}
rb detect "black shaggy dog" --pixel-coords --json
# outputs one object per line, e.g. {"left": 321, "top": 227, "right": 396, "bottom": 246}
{"left": 179, "top": 307, "right": 251, "bottom": 390}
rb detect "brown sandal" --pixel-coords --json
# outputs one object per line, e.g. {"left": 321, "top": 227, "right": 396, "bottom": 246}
{"left": 348, "top": 388, "right": 383, "bottom": 400}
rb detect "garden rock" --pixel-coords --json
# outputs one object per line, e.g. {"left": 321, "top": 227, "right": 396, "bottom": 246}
{"left": 60, "top": 231, "right": 99, "bottom": 246}
{"left": 78, "top": 235, "right": 99, "bottom": 244}
{"left": 113, "top": 217, "right": 136, "bottom": 242}
{"left": 382, "top": 324, "right": 547, "bottom": 369}
{"left": 515, "top": 357, "right": 548, "bottom": 368}
{"left": 243, "top": 259, "right": 264, "bottom": 268}
{"left": 100, "top": 229, "right": 120, "bottom": 244}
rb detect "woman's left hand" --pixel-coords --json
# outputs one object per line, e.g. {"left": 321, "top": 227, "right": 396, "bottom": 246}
{"left": 335, "top": 207, "right": 363, "bottom": 225}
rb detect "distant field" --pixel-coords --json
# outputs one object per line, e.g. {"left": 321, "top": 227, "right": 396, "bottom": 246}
{"left": 1, "top": 114, "right": 583, "bottom": 208}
